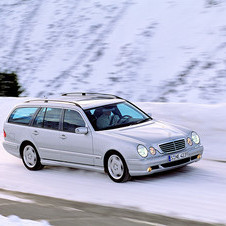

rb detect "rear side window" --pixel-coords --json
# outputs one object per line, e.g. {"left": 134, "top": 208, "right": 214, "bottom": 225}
{"left": 43, "top": 108, "right": 62, "bottom": 130}
{"left": 8, "top": 107, "right": 38, "bottom": 125}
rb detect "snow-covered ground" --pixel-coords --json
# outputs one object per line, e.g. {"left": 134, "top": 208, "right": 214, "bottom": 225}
{"left": 1, "top": 0, "right": 226, "bottom": 103}
{"left": 0, "top": 97, "right": 226, "bottom": 224}
{"left": 0, "top": 215, "right": 49, "bottom": 226}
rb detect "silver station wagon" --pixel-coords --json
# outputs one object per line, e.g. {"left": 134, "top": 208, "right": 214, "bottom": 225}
{"left": 3, "top": 93, "right": 203, "bottom": 182}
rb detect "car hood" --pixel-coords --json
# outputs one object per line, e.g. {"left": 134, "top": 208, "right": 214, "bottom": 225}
{"left": 110, "top": 120, "right": 189, "bottom": 145}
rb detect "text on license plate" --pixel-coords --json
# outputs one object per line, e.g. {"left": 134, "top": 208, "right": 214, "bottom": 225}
{"left": 168, "top": 152, "right": 187, "bottom": 162}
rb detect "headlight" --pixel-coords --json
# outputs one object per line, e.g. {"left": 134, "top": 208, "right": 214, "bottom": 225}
{"left": 191, "top": 131, "right": 200, "bottom": 144}
{"left": 137, "top": 145, "right": 148, "bottom": 158}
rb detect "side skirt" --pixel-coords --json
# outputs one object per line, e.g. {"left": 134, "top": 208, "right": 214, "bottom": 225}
{"left": 41, "top": 159, "right": 105, "bottom": 173}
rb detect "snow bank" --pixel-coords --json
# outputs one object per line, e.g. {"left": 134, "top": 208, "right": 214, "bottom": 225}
{"left": 0, "top": 215, "right": 50, "bottom": 226}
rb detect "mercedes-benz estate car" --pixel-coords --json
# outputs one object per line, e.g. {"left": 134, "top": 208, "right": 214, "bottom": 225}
{"left": 2, "top": 93, "right": 203, "bottom": 182}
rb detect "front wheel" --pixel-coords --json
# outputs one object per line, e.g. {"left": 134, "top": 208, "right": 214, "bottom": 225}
{"left": 107, "top": 153, "right": 131, "bottom": 183}
{"left": 22, "top": 144, "right": 43, "bottom": 170}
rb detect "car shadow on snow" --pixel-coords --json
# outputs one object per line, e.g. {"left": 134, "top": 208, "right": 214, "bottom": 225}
{"left": 36, "top": 163, "right": 207, "bottom": 183}
{"left": 42, "top": 165, "right": 108, "bottom": 179}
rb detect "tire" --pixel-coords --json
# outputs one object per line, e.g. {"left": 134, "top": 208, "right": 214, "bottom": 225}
{"left": 106, "top": 153, "right": 131, "bottom": 183}
{"left": 21, "top": 144, "right": 43, "bottom": 170}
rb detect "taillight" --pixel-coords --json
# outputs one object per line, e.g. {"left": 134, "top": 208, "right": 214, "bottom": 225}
{"left": 3, "top": 129, "right": 6, "bottom": 138}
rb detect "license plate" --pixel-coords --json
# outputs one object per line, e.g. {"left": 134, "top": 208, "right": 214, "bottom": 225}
{"left": 168, "top": 152, "right": 187, "bottom": 162}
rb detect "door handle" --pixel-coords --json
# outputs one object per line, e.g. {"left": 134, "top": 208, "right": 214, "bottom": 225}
{"left": 60, "top": 134, "right": 67, "bottom": 139}
{"left": 33, "top": 130, "right": 39, "bottom": 135}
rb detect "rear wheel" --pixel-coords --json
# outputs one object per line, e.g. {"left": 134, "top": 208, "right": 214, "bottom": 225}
{"left": 107, "top": 153, "right": 131, "bottom": 183}
{"left": 22, "top": 144, "right": 43, "bottom": 170}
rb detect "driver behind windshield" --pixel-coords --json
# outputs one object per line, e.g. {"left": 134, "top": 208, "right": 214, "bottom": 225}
{"left": 96, "top": 108, "right": 119, "bottom": 130}
{"left": 85, "top": 102, "right": 150, "bottom": 131}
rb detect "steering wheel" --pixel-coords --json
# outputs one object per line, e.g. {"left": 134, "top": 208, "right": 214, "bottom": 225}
{"left": 118, "top": 115, "right": 132, "bottom": 124}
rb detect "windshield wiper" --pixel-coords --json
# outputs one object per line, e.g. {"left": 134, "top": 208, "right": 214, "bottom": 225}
{"left": 134, "top": 118, "right": 151, "bottom": 124}
{"left": 125, "top": 118, "right": 151, "bottom": 127}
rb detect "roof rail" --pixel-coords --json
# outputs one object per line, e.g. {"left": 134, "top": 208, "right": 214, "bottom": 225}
{"left": 24, "top": 99, "right": 82, "bottom": 108}
{"left": 61, "top": 92, "right": 123, "bottom": 100}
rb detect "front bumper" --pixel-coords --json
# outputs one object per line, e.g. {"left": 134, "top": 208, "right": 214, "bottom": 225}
{"left": 127, "top": 145, "right": 204, "bottom": 176}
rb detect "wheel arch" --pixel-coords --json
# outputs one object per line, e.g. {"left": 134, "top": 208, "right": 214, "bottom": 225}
{"left": 103, "top": 149, "right": 127, "bottom": 173}
{"left": 19, "top": 140, "right": 36, "bottom": 157}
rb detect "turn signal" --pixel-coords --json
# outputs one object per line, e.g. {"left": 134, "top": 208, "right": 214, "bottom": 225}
{"left": 197, "top": 154, "right": 202, "bottom": 159}
{"left": 187, "top": 137, "right": 193, "bottom": 146}
{"left": 147, "top": 167, "right": 152, "bottom": 172}
{"left": 149, "top": 147, "right": 156, "bottom": 155}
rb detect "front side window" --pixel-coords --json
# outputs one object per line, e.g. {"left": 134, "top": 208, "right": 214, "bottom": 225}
{"left": 8, "top": 107, "right": 38, "bottom": 125}
{"left": 43, "top": 108, "right": 62, "bottom": 130}
{"left": 63, "top": 109, "right": 85, "bottom": 132}
{"left": 85, "top": 101, "right": 150, "bottom": 131}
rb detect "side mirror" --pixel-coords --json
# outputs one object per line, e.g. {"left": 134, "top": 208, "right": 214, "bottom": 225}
{"left": 75, "top": 127, "right": 88, "bottom": 134}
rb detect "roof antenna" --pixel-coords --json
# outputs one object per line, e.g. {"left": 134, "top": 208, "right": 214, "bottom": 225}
{"left": 44, "top": 95, "right": 48, "bottom": 103}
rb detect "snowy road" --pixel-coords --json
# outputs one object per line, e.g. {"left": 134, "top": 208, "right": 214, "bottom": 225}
{"left": 0, "top": 137, "right": 226, "bottom": 225}
{"left": 1, "top": 189, "right": 216, "bottom": 226}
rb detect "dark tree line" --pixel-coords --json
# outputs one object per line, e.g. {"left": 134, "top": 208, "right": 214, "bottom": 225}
{"left": 0, "top": 72, "right": 23, "bottom": 97}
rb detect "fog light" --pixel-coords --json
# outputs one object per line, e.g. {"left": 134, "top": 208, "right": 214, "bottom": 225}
{"left": 197, "top": 154, "right": 202, "bottom": 159}
{"left": 147, "top": 167, "right": 152, "bottom": 172}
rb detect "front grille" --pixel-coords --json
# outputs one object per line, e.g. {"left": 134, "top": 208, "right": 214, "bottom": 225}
{"left": 159, "top": 139, "right": 185, "bottom": 153}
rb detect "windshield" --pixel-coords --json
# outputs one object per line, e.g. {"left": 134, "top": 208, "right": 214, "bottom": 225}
{"left": 85, "top": 101, "right": 151, "bottom": 131}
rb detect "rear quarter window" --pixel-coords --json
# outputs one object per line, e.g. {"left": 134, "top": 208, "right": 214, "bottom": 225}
{"left": 8, "top": 107, "right": 38, "bottom": 125}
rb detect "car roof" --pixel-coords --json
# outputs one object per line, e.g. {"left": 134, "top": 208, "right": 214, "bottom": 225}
{"left": 23, "top": 93, "right": 125, "bottom": 110}
{"left": 72, "top": 98, "right": 124, "bottom": 109}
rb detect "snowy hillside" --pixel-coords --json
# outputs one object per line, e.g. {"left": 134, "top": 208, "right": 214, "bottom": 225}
{"left": 1, "top": 0, "right": 226, "bottom": 103}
